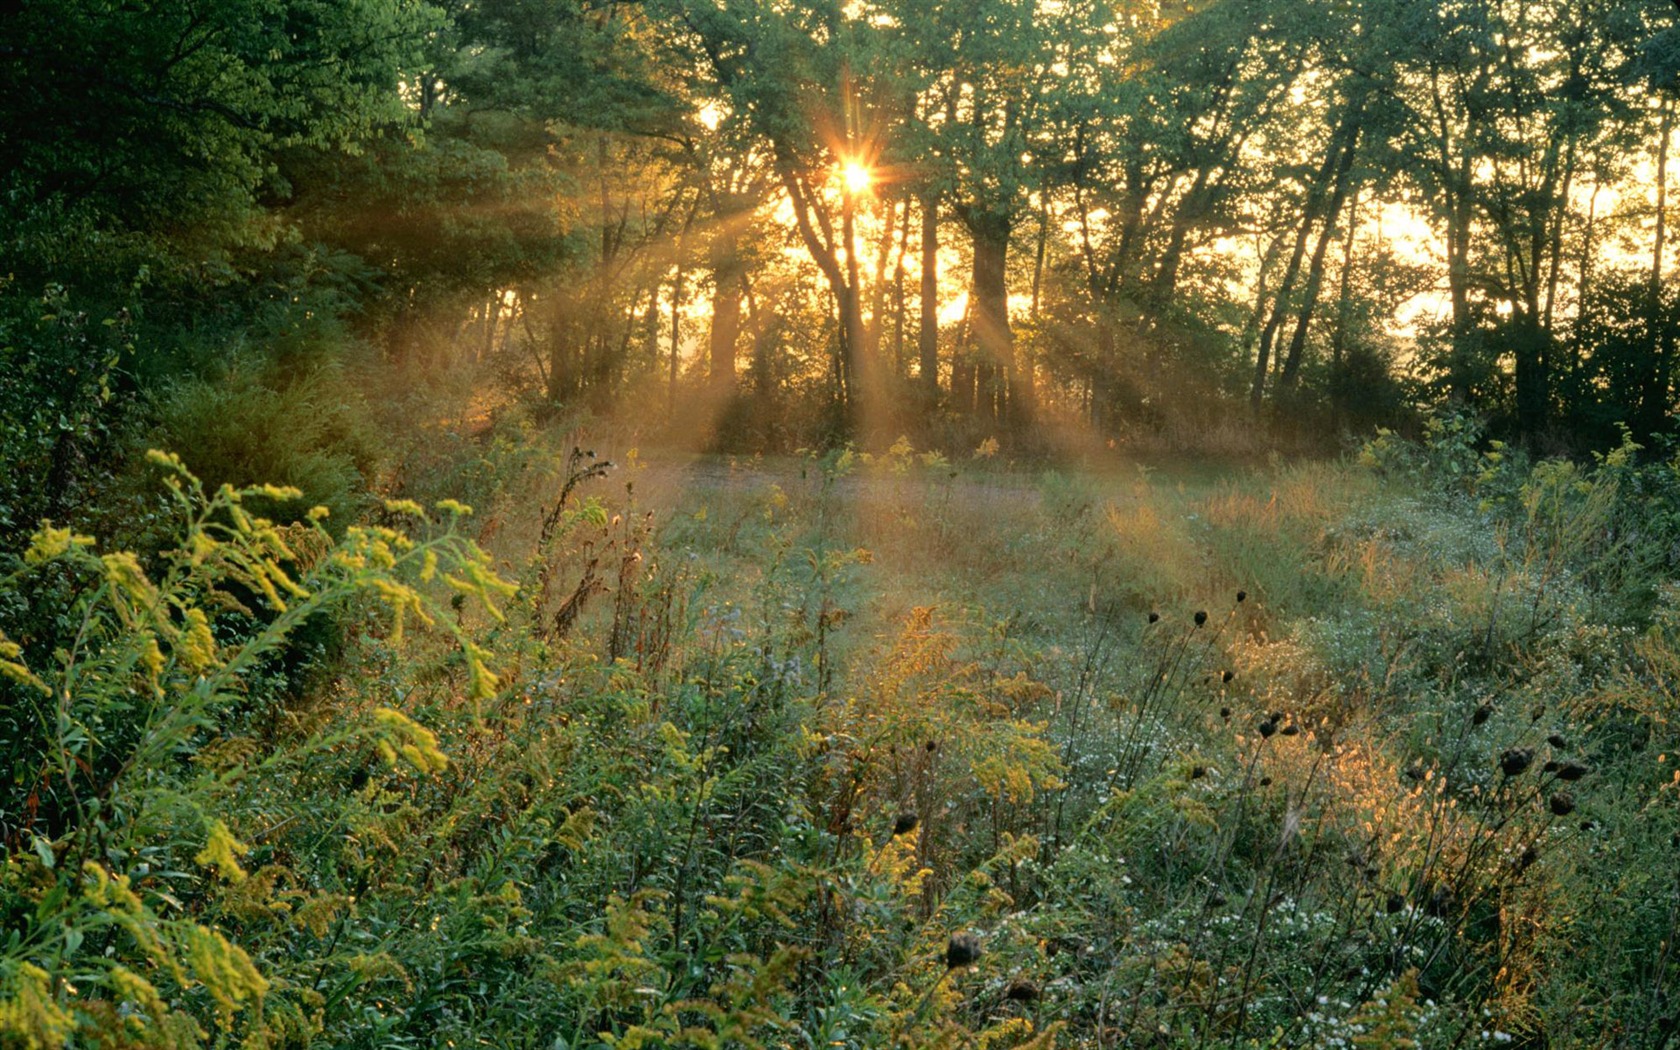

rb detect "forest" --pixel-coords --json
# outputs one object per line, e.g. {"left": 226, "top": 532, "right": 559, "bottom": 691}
{"left": 6, "top": 0, "right": 1680, "bottom": 1046}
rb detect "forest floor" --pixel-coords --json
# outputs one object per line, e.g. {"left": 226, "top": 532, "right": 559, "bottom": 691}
{"left": 11, "top": 419, "right": 1678, "bottom": 1048}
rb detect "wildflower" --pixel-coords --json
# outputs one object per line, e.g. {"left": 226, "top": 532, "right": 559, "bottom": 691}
{"left": 1194, "top": 610, "right": 1208, "bottom": 627}
{"left": 893, "top": 812, "right": 920, "bottom": 837}
{"left": 946, "top": 932, "right": 982, "bottom": 969}
{"left": 1549, "top": 792, "right": 1576, "bottom": 817}
{"left": 1005, "top": 978, "right": 1040, "bottom": 1003}
{"left": 1499, "top": 748, "right": 1534, "bottom": 777}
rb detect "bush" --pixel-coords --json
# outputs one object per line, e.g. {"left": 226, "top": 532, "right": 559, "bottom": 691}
{"left": 141, "top": 361, "right": 381, "bottom": 530}
{"left": 0, "top": 454, "right": 504, "bottom": 1048}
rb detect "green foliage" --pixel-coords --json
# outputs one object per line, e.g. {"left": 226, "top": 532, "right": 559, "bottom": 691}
{"left": 142, "top": 361, "right": 381, "bottom": 530}
{"left": 0, "top": 0, "right": 434, "bottom": 254}
{"left": 0, "top": 454, "right": 505, "bottom": 1048}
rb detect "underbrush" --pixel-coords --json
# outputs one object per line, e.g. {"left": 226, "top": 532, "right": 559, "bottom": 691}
{"left": 4, "top": 421, "right": 1680, "bottom": 1048}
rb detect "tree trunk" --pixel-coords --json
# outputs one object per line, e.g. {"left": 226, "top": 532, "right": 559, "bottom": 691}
{"left": 950, "top": 295, "right": 976, "bottom": 415}
{"left": 1642, "top": 96, "right": 1675, "bottom": 441}
{"left": 969, "top": 214, "right": 1016, "bottom": 426}
{"left": 1512, "top": 309, "right": 1548, "bottom": 436}
{"left": 893, "top": 202, "right": 909, "bottom": 381}
{"left": 1253, "top": 94, "right": 1362, "bottom": 408}
{"left": 838, "top": 191, "right": 869, "bottom": 426}
{"left": 547, "top": 286, "right": 579, "bottom": 405}
{"left": 919, "top": 190, "right": 941, "bottom": 405}
{"left": 1276, "top": 121, "right": 1361, "bottom": 395}
{"left": 709, "top": 242, "right": 744, "bottom": 394}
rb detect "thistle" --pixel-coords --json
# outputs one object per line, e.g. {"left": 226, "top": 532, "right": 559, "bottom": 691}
{"left": 1499, "top": 747, "right": 1534, "bottom": 777}
{"left": 946, "top": 932, "right": 982, "bottom": 969}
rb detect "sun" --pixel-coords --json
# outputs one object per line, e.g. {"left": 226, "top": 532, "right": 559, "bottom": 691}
{"left": 840, "top": 160, "right": 873, "bottom": 195}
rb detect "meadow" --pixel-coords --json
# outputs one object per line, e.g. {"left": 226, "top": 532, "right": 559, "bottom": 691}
{"left": 5, "top": 410, "right": 1679, "bottom": 1049}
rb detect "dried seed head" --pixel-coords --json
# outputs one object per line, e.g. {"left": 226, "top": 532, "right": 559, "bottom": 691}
{"left": 1549, "top": 792, "right": 1576, "bottom": 817}
{"left": 1222, "top": 670, "right": 1234, "bottom": 683}
{"left": 1258, "top": 720, "right": 1278, "bottom": 739}
{"left": 1236, "top": 590, "right": 1247, "bottom": 603}
{"left": 1259, "top": 776, "right": 1273, "bottom": 787}
{"left": 1280, "top": 723, "right": 1300, "bottom": 737}
{"left": 1206, "top": 892, "right": 1227, "bottom": 909}
{"left": 926, "top": 740, "right": 939, "bottom": 753}
{"left": 1190, "top": 765, "right": 1207, "bottom": 780}
{"left": 892, "top": 812, "right": 919, "bottom": 837}
{"left": 1547, "top": 734, "right": 1569, "bottom": 750}
{"left": 1194, "top": 610, "right": 1208, "bottom": 627}
{"left": 1543, "top": 759, "right": 1560, "bottom": 773}
{"left": 1499, "top": 748, "right": 1535, "bottom": 777}
{"left": 1219, "top": 706, "right": 1232, "bottom": 721}
{"left": 1147, "top": 611, "right": 1160, "bottom": 624}
{"left": 1385, "top": 893, "right": 1405, "bottom": 914}
{"left": 1557, "top": 761, "right": 1590, "bottom": 782}
{"left": 1005, "top": 978, "right": 1041, "bottom": 1003}
{"left": 1472, "top": 704, "right": 1493, "bottom": 726}
{"left": 946, "top": 932, "right": 982, "bottom": 969}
